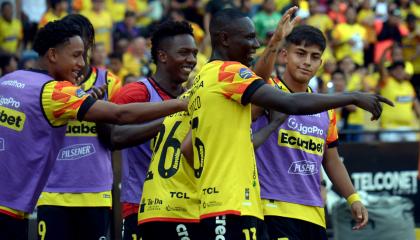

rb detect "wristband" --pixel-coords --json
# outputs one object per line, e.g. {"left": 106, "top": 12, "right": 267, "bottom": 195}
{"left": 346, "top": 193, "right": 362, "bottom": 206}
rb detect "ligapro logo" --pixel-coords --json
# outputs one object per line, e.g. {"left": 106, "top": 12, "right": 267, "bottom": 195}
{"left": 287, "top": 118, "right": 324, "bottom": 136}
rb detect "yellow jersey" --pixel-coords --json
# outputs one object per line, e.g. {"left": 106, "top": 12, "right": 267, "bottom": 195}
{"left": 0, "top": 17, "right": 22, "bottom": 53}
{"left": 81, "top": 10, "right": 113, "bottom": 53}
{"left": 188, "top": 60, "right": 265, "bottom": 220}
{"left": 138, "top": 90, "right": 200, "bottom": 224}
{"left": 332, "top": 23, "right": 367, "bottom": 66}
{"left": 380, "top": 77, "right": 417, "bottom": 129}
{"left": 38, "top": 10, "right": 67, "bottom": 28}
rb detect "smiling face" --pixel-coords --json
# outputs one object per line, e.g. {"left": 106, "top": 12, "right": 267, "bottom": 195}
{"left": 49, "top": 36, "right": 85, "bottom": 83}
{"left": 225, "top": 17, "right": 260, "bottom": 67}
{"left": 158, "top": 34, "right": 198, "bottom": 84}
{"left": 283, "top": 42, "right": 323, "bottom": 84}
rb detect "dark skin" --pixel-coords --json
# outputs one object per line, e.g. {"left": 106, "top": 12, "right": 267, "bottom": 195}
{"left": 97, "top": 34, "right": 198, "bottom": 150}
{"left": 35, "top": 34, "right": 187, "bottom": 125}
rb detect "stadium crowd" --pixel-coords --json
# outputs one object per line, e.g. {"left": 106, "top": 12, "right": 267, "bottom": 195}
{"left": 0, "top": 0, "right": 419, "bottom": 141}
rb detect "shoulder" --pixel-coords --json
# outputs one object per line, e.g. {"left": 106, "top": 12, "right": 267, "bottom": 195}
{"left": 112, "top": 81, "right": 150, "bottom": 104}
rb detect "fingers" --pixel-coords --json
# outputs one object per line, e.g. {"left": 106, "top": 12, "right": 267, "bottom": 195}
{"left": 377, "top": 95, "right": 394, "bottom": 107}
{"left": 90, "top": 85, "right": 106, "bottom": 100}
{"left": 352, "top": 205, "right": 368, "bottom": 230}
{"left": 370, "top": 101, "right": 381, "bottom": 121}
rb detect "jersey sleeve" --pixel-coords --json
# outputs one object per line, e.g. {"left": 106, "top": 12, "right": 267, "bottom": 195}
{"left": 111, "top": 82, "right": 150, "bottom": 104}
{"left": 217, "top": 62, "right": 264, "bottom": 105}
{"left": 326, "top": 109, "right": 339, "bottom": 148}
{"left": 106, "top": 71, "right": 123, "bottom": 102}
{"left": 41, "top": 81, "right": 95, "bottom": 127}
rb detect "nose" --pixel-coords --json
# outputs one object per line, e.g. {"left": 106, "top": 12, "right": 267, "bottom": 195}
{"left": 303, "top": 54, "right": 311, "bottom": 66}
{"left": 78, "top": 55, "right": 85, "bottom": 69}
{"left": 252, "top": 37, "right": 260, "bottom": 49}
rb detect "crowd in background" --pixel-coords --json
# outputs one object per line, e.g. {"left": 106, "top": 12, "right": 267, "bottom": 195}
{"left": 0, "top": 0, "right": 419, "bottom": 142}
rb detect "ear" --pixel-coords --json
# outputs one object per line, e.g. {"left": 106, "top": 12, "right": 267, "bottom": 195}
{"left": 279, "top": 48, "right": 288, "bottom": 64}
{"left": 46, "top": 48, "right": 58, "bottom": 63}
{"left": 157, "top": 50, "right": 167, "bottom": 63}
{"left": 219, "top": 31, "right": 229, "bottom": 48}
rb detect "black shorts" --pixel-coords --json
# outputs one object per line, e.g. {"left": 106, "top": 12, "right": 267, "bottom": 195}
{"left": 139, "top": 221, "right": 200, "bottom": 240}
{"left": 122, "top": 213, "right": 141, "bottom": 240}
{"left": 0, "top": 213, "right": 28, "bottom": 240}
{"left": 264, "top": 216, "right": 327, "bottom": 240}
{"left": 37, "top": 205, "right": 111, "bottom": 240}
{"left": 200, "top": 214, "right": 269, "bottom": 240}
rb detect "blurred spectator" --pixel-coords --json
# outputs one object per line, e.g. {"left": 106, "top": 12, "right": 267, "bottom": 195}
{"left": 204, "top": 0, "right": 236, "bottom": 33}
{"left": 384, "top": 44, "right": 414, "bottom": 79}
{"left": 402, "top": 14, "right": 420, "bottom": 99}
{"left": 327, "top": 0, "right": 346, "bottom": 24}
{"left": 332, "top": 7, "right": 366, "bottom": 66}
{"left": 19, "top": 49, "right": 37, "bottom": 69}
{"left": 357, "top": 0, "right": 376, "bottom": 67}
{"left": 306, "top": 0, "right": 333, "bottom": 37}
{"left": 91, "top": 43, "right": 107, "bottom": 68}
{"left": 329, "top": 70, "right": 347, "bottom": 130}
{"left": 108, "top": 51, "right": 129, "bottom": 82}
{"left": 253, "top": 0, "right": 282, "bottom": 43}
{"left": 169, "top": 9, "right": 205, "bottom": 45}
{"left": 113, "top": 10, "right": 144, "bottom": 45}
{"left": 378, "top": 48, "right": 420, "bottom": 142}
{"left": 123, "top": 36, "right": 154, "bottom": 78}
{"left": 0, "top": 1, "right": 22, "bottom": 55}
{"left": 82, "top": 0, "right": 113, "bottom": 53}
{"left": 123, "top": 73, "right": 138, "bottom": 86}
{"left": 21, "top": 0, "right": 46, "bottom": 49}
{"left": 0, "top": 53, "right": 17, "bottom": 76}
{"left": 170, "top": 0, "right": 203, "bottom": 26}
{"left": 374, "top": 8, "right": 408, "bottom": 63}
{"left": 72, "top": 0, "right": 91, "bottom": 13}
{"left": 38, "top": 0, "right": 68, "bottom": 28}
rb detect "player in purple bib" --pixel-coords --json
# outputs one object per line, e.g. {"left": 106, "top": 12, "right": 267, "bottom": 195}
{"left": 252, "top": 25, "right": 369, "bottom": 240}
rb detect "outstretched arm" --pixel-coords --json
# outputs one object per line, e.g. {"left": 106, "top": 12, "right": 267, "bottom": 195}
{"left": 250, "top": 84, "right": 393, "bottom": 120}
{"left": 323, "top": 147, "right": 368, "bottom": 230}
{"left": 252, "top": 110, "right": 288, "bottom": 149}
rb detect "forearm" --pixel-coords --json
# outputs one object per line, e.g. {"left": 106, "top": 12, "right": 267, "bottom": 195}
{"left": 252, "top": 118, "right": 282, "bottom": 149}
{"left": 323, "top": 148, "right": 356, "bottom": 198}
{"left": 253, "top": 39, "right": 283, "bottom": 82}
{"left": 97, "top": 119, "right": 163, "bottom": 150}
{"left": 83, "top": 99, "right": 185, "bottom": 124}
{"left": 251, "top": 85, "right": 356, "bottom": 115}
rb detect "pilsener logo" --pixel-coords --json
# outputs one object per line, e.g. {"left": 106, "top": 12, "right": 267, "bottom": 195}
{"left": 0, "top": 106, "right": 26, "bottom": 131}
{"left": 287, "top": 117, "right": 324, "bottom": 136}
{"left": 288, "top": 160, "right": 318, "bottom": 175}
{"left": 57, "top": 143, "right": 96, "bottom": 160}
{"left": 278, "top": 129, "right": 325, "bottom": 156}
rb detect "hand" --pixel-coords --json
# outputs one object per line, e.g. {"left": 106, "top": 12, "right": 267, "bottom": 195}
{"left": 269, "top": 109, "right": 289, "bottom": 125}
{"left": 90, "top": 84, "right": 107, "bottom": 100}
{"left": 178, "top": 98, "right": 189, "bottom": 112}
{"left": 350, "top": 201, "right": 368, "bottom": 230}
{"left": 352, "top": 92, "right": 394, "bottom": 120}
{"left": 271, "top": 6, "right": 300, "bottom": 44}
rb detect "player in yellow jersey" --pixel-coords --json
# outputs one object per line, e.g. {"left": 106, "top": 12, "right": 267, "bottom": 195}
{"left": 184, "top": 7, "right": 392, "bottom": 240}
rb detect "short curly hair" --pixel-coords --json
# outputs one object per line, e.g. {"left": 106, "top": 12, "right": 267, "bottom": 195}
{"left": 33, "top": 20, "right": 82, "bottom": 56}
{"left": 151, "top": 20, "right": 194, "bottom": 63}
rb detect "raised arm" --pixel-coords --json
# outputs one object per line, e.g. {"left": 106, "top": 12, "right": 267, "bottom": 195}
{"left": 250, "top": 84, "right": 393, "bottom": 120}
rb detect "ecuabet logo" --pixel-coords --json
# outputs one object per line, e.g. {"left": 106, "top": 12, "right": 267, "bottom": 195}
{"left": 239, "top": 68, "right": 253, "bottom": 79}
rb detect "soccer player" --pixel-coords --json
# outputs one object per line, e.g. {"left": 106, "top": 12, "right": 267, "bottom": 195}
{"left": 0, "top": 20, "right": 186, "bottom": 240}
{"left": 184, "top": 8, "right": 392, "bottom": 239}
{"left": 36, "top": 14, "right": 121, "bottom": 240}
{"left": 110, "top": 20, "right": 198, "bottom": 240}
{"left": 252, "top": 25, "right": 368, "bottom": 240}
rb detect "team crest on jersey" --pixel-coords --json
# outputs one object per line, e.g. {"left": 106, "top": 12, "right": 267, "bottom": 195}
{"left": 239, "top": 68, "right": 253, "bottom": 79}
{"left": 76, "top": 88, "right": 87, "bottom": 98}
{"left": 288, "top": 160, "right": 318, "bottom": 175}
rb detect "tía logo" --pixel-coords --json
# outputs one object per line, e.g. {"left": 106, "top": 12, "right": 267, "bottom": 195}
{"left": 0, "top": 138, "right": 4, "bottom": 151}
{"left": 57, "top": 143, "right": 96, "bottom": 160}
{"left": 288, "top": 160, "right": 318, "bottom": 175}
{"left": 239, "top": 68, "right": 253, "bottom": 79}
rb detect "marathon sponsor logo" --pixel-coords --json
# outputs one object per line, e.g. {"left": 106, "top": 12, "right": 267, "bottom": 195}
{"left": 288, "top": 160, "right": 318, "bottom": 175}
{"left": 0, "top": 96, "right": 21, "bottom": 108}
{"left": 166, "top": 205, "right": 187, "bottom": 212}
{"left": 1, "top": 80, "right": 25, "bottom": 89}
{"left": 75, "top": 88, "right": 87, "bottom": 98}
{"left": 0, "top": 106, "right": 26, "bottom": 131}
{"left": 0, "top": 138, "right": 4, "bottom": 151}
{"left": 201, "top": 200, "right": 222, "bottom": 209}
{"left": 66, "top": 121, "right": 97, "bottom": 136}
{"left": 352, "top": 171, "right": 418, "bottom": 195}
{"left": 57, "top": 143, "right": 96, "bottom": 160}
{"left": 278, "top": 129, "right": 325, "bottom": 156}
{"left": 239, "top": 68, "right": 253, "bottom": 79}
{"left": 287, "top": 117, "right": 324, "bottom": 136}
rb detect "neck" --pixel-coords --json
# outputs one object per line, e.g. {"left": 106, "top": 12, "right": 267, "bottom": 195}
{"left": 283, "top": 70, "right": 308, "bottom": 92}
{"left": 153, "top": 69, "right": 184, "bottom": 97}
{"left": 210, "top": 49, "right": 229, "bottom": 62}
{"left": 33, "top": 59, "right": 50, "bottom": 74}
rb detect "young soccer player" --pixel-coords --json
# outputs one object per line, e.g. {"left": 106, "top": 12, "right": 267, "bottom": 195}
{"left": 0, "top": 20, "right": 186, "bottom": 240}
{"left": 36, "top": 14, "right": 122, "bottom": 240}
{"left": 253, "top": 25, "right": 368, "bottom": 240}
{"left": 184, "top": 7, "right": 391, "bottom": 240}
{"left": 110, "top": 20, "right": 198, "bottom": 240}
